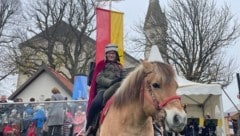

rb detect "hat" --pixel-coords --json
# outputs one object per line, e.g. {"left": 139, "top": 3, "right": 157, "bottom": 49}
{"left": 105, "top": 44, "right": 118, "bottom": 53}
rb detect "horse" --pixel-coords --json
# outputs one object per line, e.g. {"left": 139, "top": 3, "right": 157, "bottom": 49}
{"left": 96, "top": 60, "right": 187, "bottom": 136}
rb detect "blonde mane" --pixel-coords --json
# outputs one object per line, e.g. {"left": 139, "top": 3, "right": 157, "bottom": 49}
{"left": 113, "top": 61, "right": 175, "bottom": 108}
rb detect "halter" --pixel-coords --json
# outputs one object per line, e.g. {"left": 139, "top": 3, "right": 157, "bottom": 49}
{"left": 142, "top": 80, "right": 181, "bottom": 136}
{"left": 142, "top": 82, "right": 181, "bottom": 136}
{"left": 143, "top": 88, "right": 181, "bottom": 111}
{"left": 142, "top": 70, "right": 181, "bottom": 111}
{"left": 141, "top": 63, "right": 181, "bottom": 111}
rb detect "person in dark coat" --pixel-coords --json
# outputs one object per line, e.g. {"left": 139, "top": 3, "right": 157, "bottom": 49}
{"left": 47, "top": 87, "right": 65, "bottom": 136}
{"left": 85, "top": 44, "right": 125, "bottom": 135}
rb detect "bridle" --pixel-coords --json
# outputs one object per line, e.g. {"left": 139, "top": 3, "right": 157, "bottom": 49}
{"left": 138, "top": 62, "right": 184, "bottom": 136}
{"left": 141, "top": 64, "right": 181, "bottom": 111}
{"left": 142, "top": 78, "right": 181, "bottom": 111}
{"left": 141, "top": 73, "right": 181, "bottom": 136}
{"left": 140, "top": 78, "right": 181, "bottom": 136}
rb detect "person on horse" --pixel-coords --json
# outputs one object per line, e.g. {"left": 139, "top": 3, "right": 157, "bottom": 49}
{"left": 86, "top": 43, "right": 125, "bottom": 136}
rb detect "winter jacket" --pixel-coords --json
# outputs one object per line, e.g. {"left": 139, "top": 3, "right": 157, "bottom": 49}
{"left": 96, "top": 62, "right": 123, "bottom": 92}
{"left": 47, "top": 93, "right": 65, "bottom": 126}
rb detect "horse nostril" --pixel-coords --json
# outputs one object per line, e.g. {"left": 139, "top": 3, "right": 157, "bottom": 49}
{"left": 173, "top": 114, "right": 181, "bottom": 124}
{"left": 171, "top": 114, "right": 187, "bottom": 132}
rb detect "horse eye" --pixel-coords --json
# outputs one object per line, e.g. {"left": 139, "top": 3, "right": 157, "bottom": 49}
{"left": 152, "top": 83, "right": 160, "bottom": 88}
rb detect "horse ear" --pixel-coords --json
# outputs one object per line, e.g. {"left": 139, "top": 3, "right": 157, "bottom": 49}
{"left": 141, "top": 60, "right": 153, "bottom": 73}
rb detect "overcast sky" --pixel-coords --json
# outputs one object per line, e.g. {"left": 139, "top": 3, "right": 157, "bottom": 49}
{"left": 108, "top": 0, "right": 240, "bottom": 112}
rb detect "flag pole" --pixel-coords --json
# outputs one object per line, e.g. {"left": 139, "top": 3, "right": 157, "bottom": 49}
{"left": 109, "top": 0, "right": 112, "bottom": 10}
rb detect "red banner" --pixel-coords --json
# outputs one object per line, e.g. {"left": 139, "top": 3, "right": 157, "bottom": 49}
{"left": 95, "top": 8, "right": 124, "bottom": 64}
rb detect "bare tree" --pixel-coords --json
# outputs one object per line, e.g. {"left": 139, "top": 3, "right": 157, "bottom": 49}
{"left": 166, "top": 0, "right": 240, "bottom": 86}
{"left": 16, "top": 0, "right": 98, "bottom": 83}
{"left": 0, "top": 0, "right": 21, "bottom": 81}
{"left": 132, "top": 0, "right": 240, "bottom": 86}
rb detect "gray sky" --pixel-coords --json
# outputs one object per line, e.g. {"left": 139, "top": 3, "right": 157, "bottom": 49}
{"left": 108, "top": 0, "right": 240, "bottom": 112}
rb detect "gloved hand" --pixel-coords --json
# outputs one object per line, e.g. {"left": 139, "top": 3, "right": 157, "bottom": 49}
{"left": 120, "top": 70, "right": 128, "bottom": 78}
{"left": 110, "top": 77, "right": 122, "bottom": 85}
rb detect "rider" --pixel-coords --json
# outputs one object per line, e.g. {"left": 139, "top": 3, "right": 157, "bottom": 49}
{"left": 86, "top": 43, "right": 124, "bottom": 135}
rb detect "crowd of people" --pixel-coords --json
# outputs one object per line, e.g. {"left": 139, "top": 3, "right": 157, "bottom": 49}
{"left": 179, "top": 117, "right": 217, "bottom": 136}
{"left": 0, "top": 88, "right": 87, "bottom": 136}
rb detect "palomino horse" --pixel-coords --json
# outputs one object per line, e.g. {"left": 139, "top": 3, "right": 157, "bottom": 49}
{"left": 97, "top": 60, "right": 187, "bottom": 136}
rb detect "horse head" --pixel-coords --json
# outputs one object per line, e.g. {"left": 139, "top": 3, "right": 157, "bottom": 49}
{"left": 141, "top": 60, "right": 187, "bottom": 133}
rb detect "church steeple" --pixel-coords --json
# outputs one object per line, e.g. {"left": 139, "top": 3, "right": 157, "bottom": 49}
{"left": 144, "top": 0, "right": 168, "bottom": 63}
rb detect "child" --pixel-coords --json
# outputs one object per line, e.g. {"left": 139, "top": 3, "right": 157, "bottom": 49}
{"left": 63, "top": 110, "right": 73, "bottom": 136}
{"left": 73, "top": 108, "right": 86, "bottom": 136}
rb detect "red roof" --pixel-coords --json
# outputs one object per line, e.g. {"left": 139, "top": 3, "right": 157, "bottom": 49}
{"left": 9, "top": 64, "right": 73, "bottom": 100}
{"left": 49, "top": 67, "right": 73, "bottom": 91}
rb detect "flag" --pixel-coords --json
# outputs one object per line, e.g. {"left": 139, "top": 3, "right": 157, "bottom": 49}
{"left": 96, "top": 7, "right": 124, "bottom": 64}
{"left": 72, "top": 75, "right": 88, "bottom": 100}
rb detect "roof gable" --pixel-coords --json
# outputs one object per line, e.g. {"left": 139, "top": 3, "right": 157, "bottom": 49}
{"left": 9, "top": 64, "right": 73, "bottom": 100}
{"left": 20, "top": 20, "right": 95, "bottom": 47}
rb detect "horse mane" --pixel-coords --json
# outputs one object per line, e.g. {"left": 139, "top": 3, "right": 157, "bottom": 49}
{"left": 113, "top": 61, "right": 176, "bottom": 108}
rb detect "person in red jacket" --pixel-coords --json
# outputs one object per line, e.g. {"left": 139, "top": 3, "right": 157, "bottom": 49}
{"left": 85, "top": 44, "right": 124, "bottom": 136}
{"left": 3, "top": 123, "right": 20, "bottom": 136}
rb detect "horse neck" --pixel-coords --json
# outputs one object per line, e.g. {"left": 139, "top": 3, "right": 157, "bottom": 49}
{"left": 120, "top": 101, "right": 152, "bottom": 127}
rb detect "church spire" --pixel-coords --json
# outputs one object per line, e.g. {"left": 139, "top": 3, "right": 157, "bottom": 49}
{"left": 144, "top": 0, "right": 168, "bottom": 63}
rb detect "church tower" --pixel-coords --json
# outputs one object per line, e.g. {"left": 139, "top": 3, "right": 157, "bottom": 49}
{"left": 144, "top": 0, "right": 168, "bottom": 63}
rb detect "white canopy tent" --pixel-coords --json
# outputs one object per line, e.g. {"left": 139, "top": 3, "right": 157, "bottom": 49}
{"left": 148, "top": 45, "right": 225, "bottom": 135}
{"left": 177, "top": 76, "right": 223, "bottom": 118}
